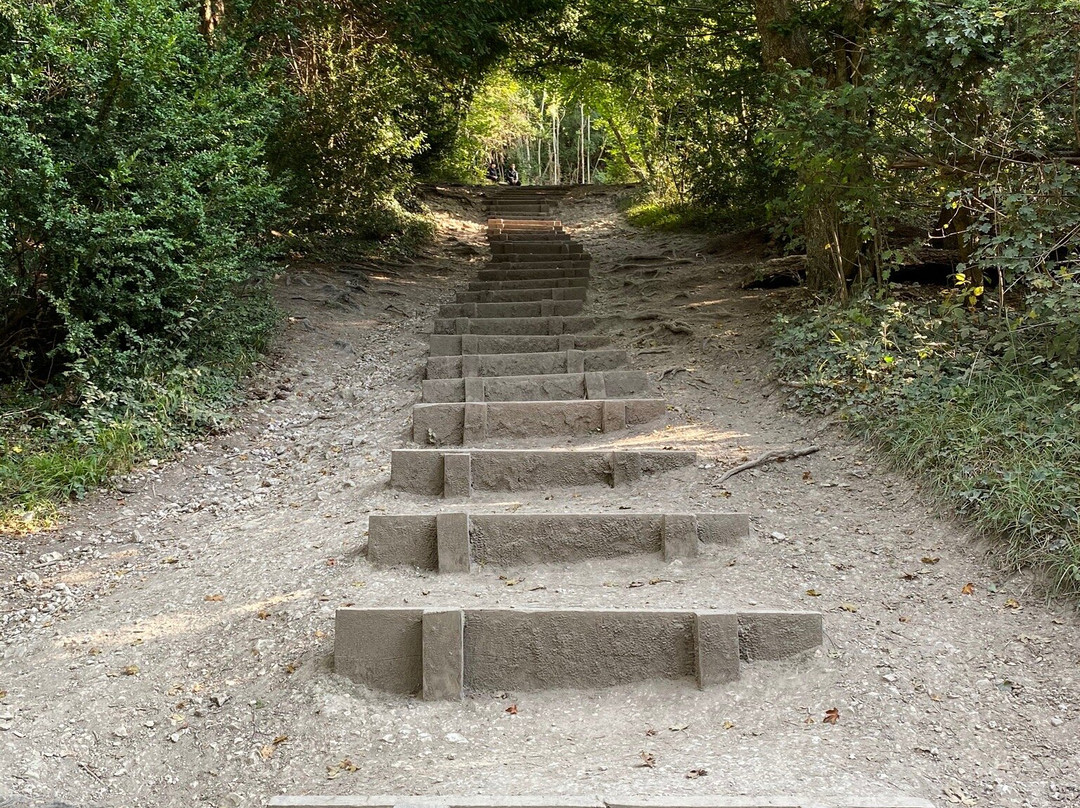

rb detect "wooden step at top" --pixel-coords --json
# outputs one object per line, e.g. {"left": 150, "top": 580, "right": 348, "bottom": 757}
{"left": 412, "top": 398, "right": 665, "bottom": 445}
{"left": 367, "top": 512, "right": 749, "bottom": 569}
{"left": 334, "top": 607, "right": 822, "bottom": 696}
{"left": 421, "top": 370, "right": 649, "bottom": 403}
{"left": 390, "top": 447, "right": 697, "bottom": 496}
{"left": 437, "top": 299, "right": 584, "bottom": 319}
{"left": 428, "top": 334, "right": 609, "bottom": 356}
{"left": 425, "top": 348, "right": 626, "bottom": 379}
{"left": 431, "top": 315, "right": 597, "bottom": 336}
{"left": 455, "top": 287, "right": 587, "bottom": 303}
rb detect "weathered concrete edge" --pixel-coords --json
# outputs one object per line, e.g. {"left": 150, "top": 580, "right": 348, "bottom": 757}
{"left": 268, "top": 796, "right": 934, "bottom": 808}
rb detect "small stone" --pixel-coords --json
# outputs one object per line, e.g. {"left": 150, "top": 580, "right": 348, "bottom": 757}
{"left": 445, "top": 732, "right": 468, "bottom": 744}
{"left": 1051, "top": 717, "right": 1064, "bottom": 727}
{"left": 113, "top": 726, "right": 128, "bottom": 738}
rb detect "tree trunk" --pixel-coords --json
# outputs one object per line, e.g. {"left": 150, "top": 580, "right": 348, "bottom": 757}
{"left": 199, "top": 0, "right": 224, "bottom": 39}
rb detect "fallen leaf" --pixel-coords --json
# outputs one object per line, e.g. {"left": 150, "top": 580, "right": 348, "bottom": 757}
{"left": 686, "top": 768, "right": 708, "bottom": 779}
{"left": 0, "top": 690, "right": 7, "bottom": 700}
{"left": 636, "top": 752, "right": 656, "bottom": 768}
{"left": 961, "top": 583, "right": 975, "bottom": 595}
{"left": 163, "top": 557, "right": 178, "bottom": 564}
{"left": 840, "top": 603, "right": 859, "bottom": 612}
{"left": 259, "top": 745, "right": 274, "bottom": 760}
{"left": 802, "top": 471, "right": 813, "bottom": 481}
{"left": 900, "top": 572, "right": 918, "bottom": 581}
{"left": 823, "top": 708, "right": 840, "bottom": 724}
{"left": 88, "top": 647, "right": 101, "bottom": 656}
{"left": 805, "top": 589, "right": 822, "bottom": 597}
{"left": 325, "top": 558, "right": 337, "bottom": 567}
{"left": 645, "top": 728, "right": 657, "bottom": 736}
{"left": 899, "top": 616, "right": 909, "bottom": 623}
{"left": 921, "top": 556, "right": 940, "bottom": 565}
{"left": 204, "top": 593, "right": 224, "bottom": 602}
{"left": 313, "top": 630, "right": 327, "bottom": 639}
{"left": 273, "top": 734, "right": 288, "bottom": 745}
{"left": 1004, "top": 598, "right": 1021, "bottom": 609}
{"left": 722, "top": 720, "right": 735, "bottom": 730}
{"left": 628, "top": 580, "right": 646, "bottom": 588}
{"left": 505, "top": 704, "right": 518, "bottom": 715}
{"left": 668, "top": 724, "right": 689, "bottom": 732}
{"left": 257, "top": 610, "right": 271, "bottom": 620}
{"left": 121, "top": 665, "right": 139, "bottom": 676}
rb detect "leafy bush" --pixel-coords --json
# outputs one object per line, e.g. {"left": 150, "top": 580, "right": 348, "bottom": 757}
{"left": 0, "top": 0, "right": 282, "bottom": 389}
{"left": 775, "top": 282, "right": 1080, "bottom": 595}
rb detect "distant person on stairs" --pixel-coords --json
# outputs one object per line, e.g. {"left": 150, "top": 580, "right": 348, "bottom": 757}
{"left": 506, "top": 163, "right": 521, "bottom": 186}
{"left": 486, "top": 160, "right": 500, "bottom": 183}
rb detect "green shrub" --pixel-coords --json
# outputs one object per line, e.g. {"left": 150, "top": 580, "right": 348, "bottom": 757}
{"left": 775, "top": 281, "right": 1080, "bottom": 595}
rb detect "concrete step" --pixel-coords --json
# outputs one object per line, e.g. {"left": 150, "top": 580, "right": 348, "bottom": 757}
{"left": 425, "top": 348, "right": 626, "bottom": 379}
{"left": 269, "top": 795, "right": 935, "bottom": 808}
{"left": 431, "top": 315, "right": 596, "bottom": 336}
{"left": 437, "top": 300, "right": 583, "bottom": 319}
{"left": 455, "top": 287, "right": 587, "bottom": 303}
{"left": 412, "top": 398, "right": 665, "bottom": 444}
{"left": 368, "top": 512, "right": 748, "bottom": 569}
{"left": 468, "top": 277, "right": 590, "bottom": 291}
{"left": 420, "top": 370, "right": 649, "bottom": 403}
{"left": 490, "top": 242, "right": 583, "bottom": 255}
{"left": 428, "top": 334, "right": 609, "bottom": 356}
{"left": 487, "top": 219, "right": 562, "bottom": 229}
{"left": 475, "top": 266, "right": 590, "bottom": 282}
{"left": 488, "top": 233, "right": 571, "bottom": 242}
{"left": 334, "top": 607, "right": 823, "bottom": 697}
{"left": 390, "top": 447, "right": 695, "bottom": 495}
{"left": 491, "top": 253, "right": 592, "bottom": 264}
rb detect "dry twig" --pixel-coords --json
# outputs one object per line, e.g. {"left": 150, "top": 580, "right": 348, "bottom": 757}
{"left": 717, "top": 446, "right": 820, "bottom": 484}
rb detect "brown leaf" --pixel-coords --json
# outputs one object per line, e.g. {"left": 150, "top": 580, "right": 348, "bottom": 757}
{"left": 204, "top": 593, "right": 224, "bottom": 602}
{"left": 722, "top": 720, "right": 735, "bottom": 730}
{"left": 921, "top": 556, "right": 940, "bottom": 565}
{"left": 121, "top": 665, "right": 139, "bottom": 676}
{"left": 644, "top": 728, "right": 657, "bottom": 736}
{"left": 163, "top": 557, "right": 179, "bottom": 564}
{"left": 961, "top": 582, "right": 975, "bottom": 595}
{"left": 839, "top": 603, "right": 859, "bottom": 612}
{"left": 805, "top": 589, "right": 822, "bottom": 597}
{"left": 802, "top": 471, "right": 813, "bottom": 482}
{"left": 636, "top": 751, "right": 656, "bottom": 768}
{"left": 898, "top": 616, "right": 909, "bottom": 623}
{"left": 259, "top": 745, "right": 274, "bottom": 760}
{"left": 0, "top": 690, "right": 7, "bottom": 700}
{"left": 1004, "top": 598, "right": 1021, "bottom": 610}
{"left": 823, "top": 708, "right": 840, "bottom": 725}
{"left": 273, "top": 734, "right": 288, "bottom": 745}
{"left": 686, "top": 768, "right": 708, "bottom": 779}
{"left": 88, "top": 647, "right": 101, "bottom": 656}
{"left": 505, "top": 704, "right": 518, "bottom": 715}
{"left": 257, "top": 610, "right": 271, "bottom": 620}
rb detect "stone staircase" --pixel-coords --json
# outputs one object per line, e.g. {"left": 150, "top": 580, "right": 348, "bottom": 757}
{"left": 271, "top": 187, "right": 931, "bottom": 808}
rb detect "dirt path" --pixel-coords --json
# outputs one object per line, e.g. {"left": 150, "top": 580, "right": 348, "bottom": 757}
{"left": 2, "top": 189, "right": 1078, "bottom": 808}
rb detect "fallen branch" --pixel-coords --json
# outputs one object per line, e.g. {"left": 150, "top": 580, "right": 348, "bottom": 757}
{"left": 717, "top": 446, "right": 821, "bottom": 484}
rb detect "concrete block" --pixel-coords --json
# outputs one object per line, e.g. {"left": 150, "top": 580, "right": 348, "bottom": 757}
{"left": 462, "top": 401, "right": 486, "bottom": 445}
{"left": 662, "top": 513, "right": 700, "bottom": 561}
{"left": 610, "top": 451, "right": 642, "bottom": 486}
{"left": 438, "top": 300, "right": 583, "bottom": 319}
{"left": 694, "top": 612, "right": 741, "bottom": 686}
{"left": 367, "top": 515, "right": 437, "bottom": 568}
{"left": 602, "top": 399, "right": 627, "bottom": 431}
{"left": 424, "top": 350, "right": 627, "bottom": 380}
{"left": 430, "top": 316, "right": 596, "bottom": 336}
{"left": 427, "top": 334, "right": 610, "bottom": 359}
{"left": 421, "top": 371, "right": 647, "bottom": 404}
{"left": 365, "top": 512, "right": 748, "bottom": 568}
{"left": 738, "top": 611, "right": 823, "bottom": 661}
{"left": 455, "top": 287, "right": 587, "bottom": 303}
{"left": 460, "top": 354, "right": 481, "bottom": 378}
{"left": 422, "top": 609, "right": 464, "bottom": 701}
{"left": 468, "top": 277, "right": 590, "bottom": 291}
{"left": 333, "top": 608, "right": 422, "bottom": 693}
{"left": 436, "top": 513, "right": 471, "bottom": 573}
{"left": 412, "top": 399, "right": 665, "bottom": 445}
{"left": 390, "top": 449, "right": 697, "bottom": 495}
{"left": 464, "top": 609, "right": 696, "bottom": 691}
{"left": 441, "top": 452, "right": 471, "bottom": 498}
{"left": 584, "top": 371, "right": 606, "bottom": 399}
{"left": 463, "top": 377, "right": 485, "bottom": 402}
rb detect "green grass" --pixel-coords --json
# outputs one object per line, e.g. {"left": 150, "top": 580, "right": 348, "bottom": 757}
{"left": 775, "top": 291, "right": 1080, "bottom": 596}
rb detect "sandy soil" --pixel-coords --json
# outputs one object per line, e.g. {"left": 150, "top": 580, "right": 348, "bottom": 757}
{"left": 1, "top": 188, "right": 1078, "bottom": 808}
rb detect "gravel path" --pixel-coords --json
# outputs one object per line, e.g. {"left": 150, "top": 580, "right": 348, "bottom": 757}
{"left": 1, "top": 188, "right": 1078, "bottom": 808}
